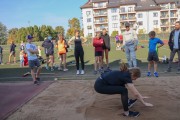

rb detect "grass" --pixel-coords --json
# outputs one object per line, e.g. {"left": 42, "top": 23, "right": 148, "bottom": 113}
{"left": 0, "top": 40, "right": 179, "bottom": 82}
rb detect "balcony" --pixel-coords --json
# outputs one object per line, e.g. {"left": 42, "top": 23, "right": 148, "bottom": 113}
{"left": 95, "top": 27, "right": 108, "bottom": 32}
{"left": 93, "top": 4, "right": 107, "bottom": 10}
{"left": 160, "top": 7, "right": 169, "bottom": 11}
{"left": 160, "top": 23, "right": 169, "bottom": 27}
{"left": 120, "top": 17, "right": 136, "bottom": 22}
{"left": 94, "top": 12, "right": 107, "bottom": 17}
{"left": 170, "top": 14, "right": 178, "bottom": 18}
{"left": 94, "top": 20, "right": 108, "bottom": 25}
{"left": 160, "top": 14, "right": 169, "bottom": 19}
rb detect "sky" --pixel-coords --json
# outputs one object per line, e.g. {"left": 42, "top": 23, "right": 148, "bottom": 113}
{"left": 0, "top": 0, "right": 87, "bottom": 31}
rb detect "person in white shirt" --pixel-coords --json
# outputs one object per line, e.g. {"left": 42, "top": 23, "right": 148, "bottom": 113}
{"left": 26, "top": 35, "right": 41, "bottom": 85}
{"left": 122, "top": 22, "right": 138, "bottom": 68}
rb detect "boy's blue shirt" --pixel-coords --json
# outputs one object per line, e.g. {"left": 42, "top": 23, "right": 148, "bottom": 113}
{"left": 148, "top": 37, "right": 164, "bottom": 53}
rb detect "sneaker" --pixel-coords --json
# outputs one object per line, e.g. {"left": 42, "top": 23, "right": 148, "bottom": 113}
{"left": 147, "top": 72, "right": 151, "bottom": 77}
{"left": 104, "top": 67, "right": 111, "bottom": 72}
{"left": 63, "top": 69, "right": 68, "bottom": 72}
{"left": 45, "top": 65, "right": 49, "bottom": 70}
{"left": 98, "top": 68, "right": 104, "bottom": 74}
{"left": 34, "top": 80, "right": 39, "bottom": 85}
{"left": 36, "top": 78, "right": 40, "bottom": 82}
{"left": 76, "top": 70, "right": 80, "bottom": 75}
{"left": 51, "top": 68, "right": 54, "bottom": 71}
{"left": 123, "top": 111, "right": 140, "bottom": 117}
{"left": 81, "top": 70, "right": 85, "bottom": 75}
{"left": 128, "top": 99, "right": 137, "bottom": 108}
{"left": 93, "top": 70, "right": 98, "bottom": 75}
{"left": 165, "top": 68, "right": 171, "bottom": 72}
{"left": 58, "top": 67, "right": 63, "bottom": 71}
{"left": 154, "top": 72, "right": 159, "bottom": 77}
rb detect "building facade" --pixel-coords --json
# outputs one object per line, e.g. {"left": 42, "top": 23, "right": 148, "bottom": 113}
{"left": 81, "top": 0, "right": 180, "bottom": 37}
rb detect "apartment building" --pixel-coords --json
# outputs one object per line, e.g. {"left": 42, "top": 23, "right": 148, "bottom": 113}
{"left": 81, "top": 0, "right": 180, "bottom": 37}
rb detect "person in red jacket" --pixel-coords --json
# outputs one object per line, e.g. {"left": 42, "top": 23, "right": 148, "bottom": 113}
{"left": 93, "top": 32, "right": 104, "bottom": 74}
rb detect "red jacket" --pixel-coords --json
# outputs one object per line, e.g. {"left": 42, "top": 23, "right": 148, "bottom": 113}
{"left": 93, "top": 37, "right": 104, "bottom": 52}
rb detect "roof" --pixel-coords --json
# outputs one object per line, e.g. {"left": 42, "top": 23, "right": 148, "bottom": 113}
{"left": 154, "top": 0, "right": 176, "bottom": 4}
{"left": 92, "top": 0, "right": 108, "bottom": 3}
{"left": 80, "top": 1, "right": 93, "bottom": 9}
{"left": 135, "top": 0, "right": 161, "bottom": 11}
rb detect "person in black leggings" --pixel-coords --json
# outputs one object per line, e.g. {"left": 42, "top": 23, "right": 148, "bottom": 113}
{"left": 69, "top": 30, "right": 87, "bottom": 75}
{"left": 94, "top": 63, "right": 153, "bottom": 117}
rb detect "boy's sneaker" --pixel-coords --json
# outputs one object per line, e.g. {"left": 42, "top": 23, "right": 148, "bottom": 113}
{"left": 147, "top": 72, "right": 151, "bottom": 77}
{"left": 93, "top": 70, "right": 98, "bottom": 75}
{"left": 63, "top": 69, "right": 68, "bottom": 72}
{"left": 154, "top": 72, "right": 159, "bottom": 77}
{"left": 81, "top": 70, "right": 85, "bottom": 75}
{"left": 58, "top": 67, "right": 63, "bottom": 71}
{"left": 128, "top": 99, "right": 137, "bottom": 108}
{"left": 34, "top": 80, "right": 39, "bottom": 85}
{"left": 123, "top": 111, "right": 140, "bottom": 117}
{"left": 76, "top": 70, "right": 80, "bottom": 75}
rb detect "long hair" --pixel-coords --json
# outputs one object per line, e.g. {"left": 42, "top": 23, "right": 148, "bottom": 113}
{"left": 120, "top": 63, "right": 141, "bottom": 78}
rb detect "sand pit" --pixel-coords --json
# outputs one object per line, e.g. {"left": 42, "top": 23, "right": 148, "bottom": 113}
{"left": 7, "top": 76, "right": 180, "bottom": 120}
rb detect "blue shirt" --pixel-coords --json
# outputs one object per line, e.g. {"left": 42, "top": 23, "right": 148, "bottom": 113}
{"left": 149, "top": 38, "right": 163, "bottom": 53}
{"left": 173, "top": 30, "right": 180, "bottom": 49}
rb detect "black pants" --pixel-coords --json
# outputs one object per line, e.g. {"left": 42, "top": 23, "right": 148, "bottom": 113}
{"left": 74, "top": 48, "right": 84, "bottom": 70}
{"left": 168, "top": 49, "right": 180, "bottom": 70}
{"left": 94, "top": 78, "right": 129, "bottom": 111}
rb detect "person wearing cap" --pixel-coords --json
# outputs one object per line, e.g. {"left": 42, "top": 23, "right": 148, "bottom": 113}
{"left": 42, "top": 36, "right": 54, "bottom": 71}
{"left": 122, "top": 22, "right": 138, "bottom": 68}
{"left": 25, "top": 35, "right": 41, "bottom": 85}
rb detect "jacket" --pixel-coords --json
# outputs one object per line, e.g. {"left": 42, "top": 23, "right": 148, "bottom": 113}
{"left": 42, "top": 39, "right": 54, "bottom": 55}
{"left": 93, "top": 37, "right": 104, "bottom": 52}
{"left": 168, "top": 29, "right": 180, "bottom": 51}
{"left": 101, "top": 33, "right": 110, "bottom": 50}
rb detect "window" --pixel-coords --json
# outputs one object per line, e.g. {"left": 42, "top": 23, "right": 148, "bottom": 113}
{"left": 88, "top": 33, "right": 92, "bottom": 36}
{"left": 138, "top": 13, "right": 143, "bottom": 18}
{"left": 112, "top": 23, "right": 118, "bottom": 28}
{"left": 138, "top": 21, "right": 143, "bottom": 26}
{"left": 153, "top": 20, "right": 158, "bottom": 25}
{"left": 112, "top": 15, "right": 118, "bottom": 21}
{"left": 120, "top": 7, "right": 125, "bottom": 13}
{"left": 98, "top": 3, "right": 103, "bottom": 7}
{"left": 128, "top": 7, "right": 133, "bottom": 12}
{"left": 87, "top": 18, "right": 91, "bottom": 22}
{"left": 87, "top": 26, "right": 92, "bottom": 29}
{"left": 153, "top": 12, "right": 158, "bottom": 17}
{"left": 99, "top": 17, "right": 104, "bottom": 22}
{"left": 86, "top": 11, "right": 91, "bottom": 16}
{"left": 111, "top": 8, "right": 117, "bottom": 13}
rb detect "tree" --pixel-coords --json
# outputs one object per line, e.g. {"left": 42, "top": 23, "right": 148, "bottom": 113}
{"left": 33, "top": 25, "right": 41, "bottom": 42}
{"left": 111, "top": 31, "right": 118, "bottom": 37}
{"left": 153, "top": 28, "right": 161, "bottom": 34}
{"left": 138, "top": 29, "right": 146, "bottom": 34}
{"left": 7, "top": 28, "right": 18, "bottom": 44}
{"left": 0, "top": 22, "right": 7, "bottom": 44}
{"left": 66, "top": 18, "right": 81, "bottom": 37}
{"left": 55, "top": 26, "right": 65, "bottom": 36}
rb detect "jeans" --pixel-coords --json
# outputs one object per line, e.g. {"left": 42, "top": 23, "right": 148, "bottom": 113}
{"left": 168, "top": 49, "right": 180, "bottom": 70}
{"left": 94, "top": 78, "right": 129, "bottom": 111}
{"left": 125, "top": 44, "right": 137, "bottom": 67}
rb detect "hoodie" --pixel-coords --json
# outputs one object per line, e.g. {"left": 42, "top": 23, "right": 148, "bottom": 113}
{"left": 42, "top": 39, "right": 54, "bottom": 55}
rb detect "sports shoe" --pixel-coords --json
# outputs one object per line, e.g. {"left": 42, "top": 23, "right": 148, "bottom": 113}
{"left": 81, "top": 70, "right": 85, "bottom": 75}
{"left": 98, "top": 68, "right": 104, "bottom": 74}
{"left": 154, "top": 72, "right": 159, "bottom": 77}
{"left": 93, "top": 70, "right": 98, "bottom": 75}
{"left": 34, "top": 80, "right": 39, "bottom": 85}
{"left": 45, "top": 64, "right": 49, "bottom": 70}
{"left": 123, "top": 111, "right": 140, "bottom": 117}
{"left": 63, "top": 69, "right": 68, "bottom": 72}
{"left": 51, "top": 68, "right": 54, "bottom": 71}
{"left": 147, "top": 72, "right": 151, "bottom": 77}
{"left": 36, "top": 77, "right": 40, "bottom": 82}
{"left": 76, "top": 70, "right": 80, "bottom": 75}
{"left": 128, "top": 99, "right": 137, "bottom": 108}
{"left": 58, "top": 67, "right": 63, "bottom": 71}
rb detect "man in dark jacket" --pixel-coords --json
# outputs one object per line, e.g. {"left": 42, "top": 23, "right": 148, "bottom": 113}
{"left": 101, "top": 28, "right": 111, "bottom": 72}
{"left": 166, "top": 21, "right": 180, "bottom": 73}
{"left": 42, "top": 36, "right": 54, "bottom": 71}
{"left": 8, "top": 41, "right": 16, "bottom": 64}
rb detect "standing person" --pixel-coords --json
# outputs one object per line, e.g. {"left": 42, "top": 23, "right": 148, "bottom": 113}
{"left": 42, "top": 36, "right": 54, "bottom": 71}
{"left": 101, "top": 28, "right": 111, "bottom": 71}
{"left": 56, "top": 34, "right": 68, "bottom": 71}
{"left": 122, "top": 22, "right": 138, "bottom": 68}
{"left": 93, "top": 32, "right": 104, "bottom": 74}
{"left": 119, "top": 34, "right": 123, "bottom": 49}
{"left": 115, "top": 33, "right": 120, "bottom": 49}
{"left": 94, "top": 63, "right": 153, "bottom": 117}
{"left": 0, "top": 45, "right": 3, "bottom": 64}
{"left": 20, "top": 50, "right": 24, "bottom": 67}
{"left": 147, "top": 31, "right": 164, "bottom": 77}
{"left": 20, "top": 41, "right": 25, "bottom": 50}
{"left": 68, "top": 30, "right": 87, "bottom": 75}
{"left": 26, "top": 35, "right": 41, "bottom": 85}
{"left": 8, "top": 41, "right": 16, "bottom": 64}
{"left": 166, "top": 21, "right": 180, "bottom": 73}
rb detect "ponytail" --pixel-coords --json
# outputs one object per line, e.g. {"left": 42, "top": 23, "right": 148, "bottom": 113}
{"left": 120, "top": 62, "right": 128, "bottom": 72}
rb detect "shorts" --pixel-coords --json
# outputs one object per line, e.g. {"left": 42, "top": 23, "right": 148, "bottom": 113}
{"left": 102, "top": 46, "right": 110, "bottom": 51}
{"left": 46, "top": 53, "right": 54, "bottom": 57}
{"left": 28, "top": 59, "right": 41, "bottom": 69}
{"left": 147, "top": 52, "right": 159, "bottom": 62}
{"left": 119, "top": 40, "right": 123, "bottom": 44}
{"left": 116, "top": 41, "right": 120, "bottom": 43}
{"left": 10, "top": 51, "right": 15, "bottom": 56}
{"left": 95, "top": 51, "right": 103, "bottom": 57}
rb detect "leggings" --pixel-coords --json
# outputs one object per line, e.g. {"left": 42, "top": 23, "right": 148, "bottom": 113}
{"left": 94, "top": 78, "right": 129, "bottom": 111}
{"left": 74, "top": 49, "right": 84, "bottom": 70}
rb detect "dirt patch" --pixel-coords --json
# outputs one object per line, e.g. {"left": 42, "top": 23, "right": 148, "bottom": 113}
{"left": 7, "top": 77, "right": 180, "bottom": 120}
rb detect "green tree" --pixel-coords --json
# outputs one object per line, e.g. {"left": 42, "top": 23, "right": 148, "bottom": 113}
{"left": 33, "top": 25, "right": 41, "bottom": 42}
{"left": 66, "top": 17, "right": 81, "bottom": 37}
{"left": 55, "top": 26, "right": 65, "bottom": 36}
{"left": 7, "top": 28, "right": 18, "bottom": 44}
{"left": 111, "top": 31, "right": 118, "bottom": 37}
{"left": 0, "top": 22, "right": 7, "bottom": 44}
